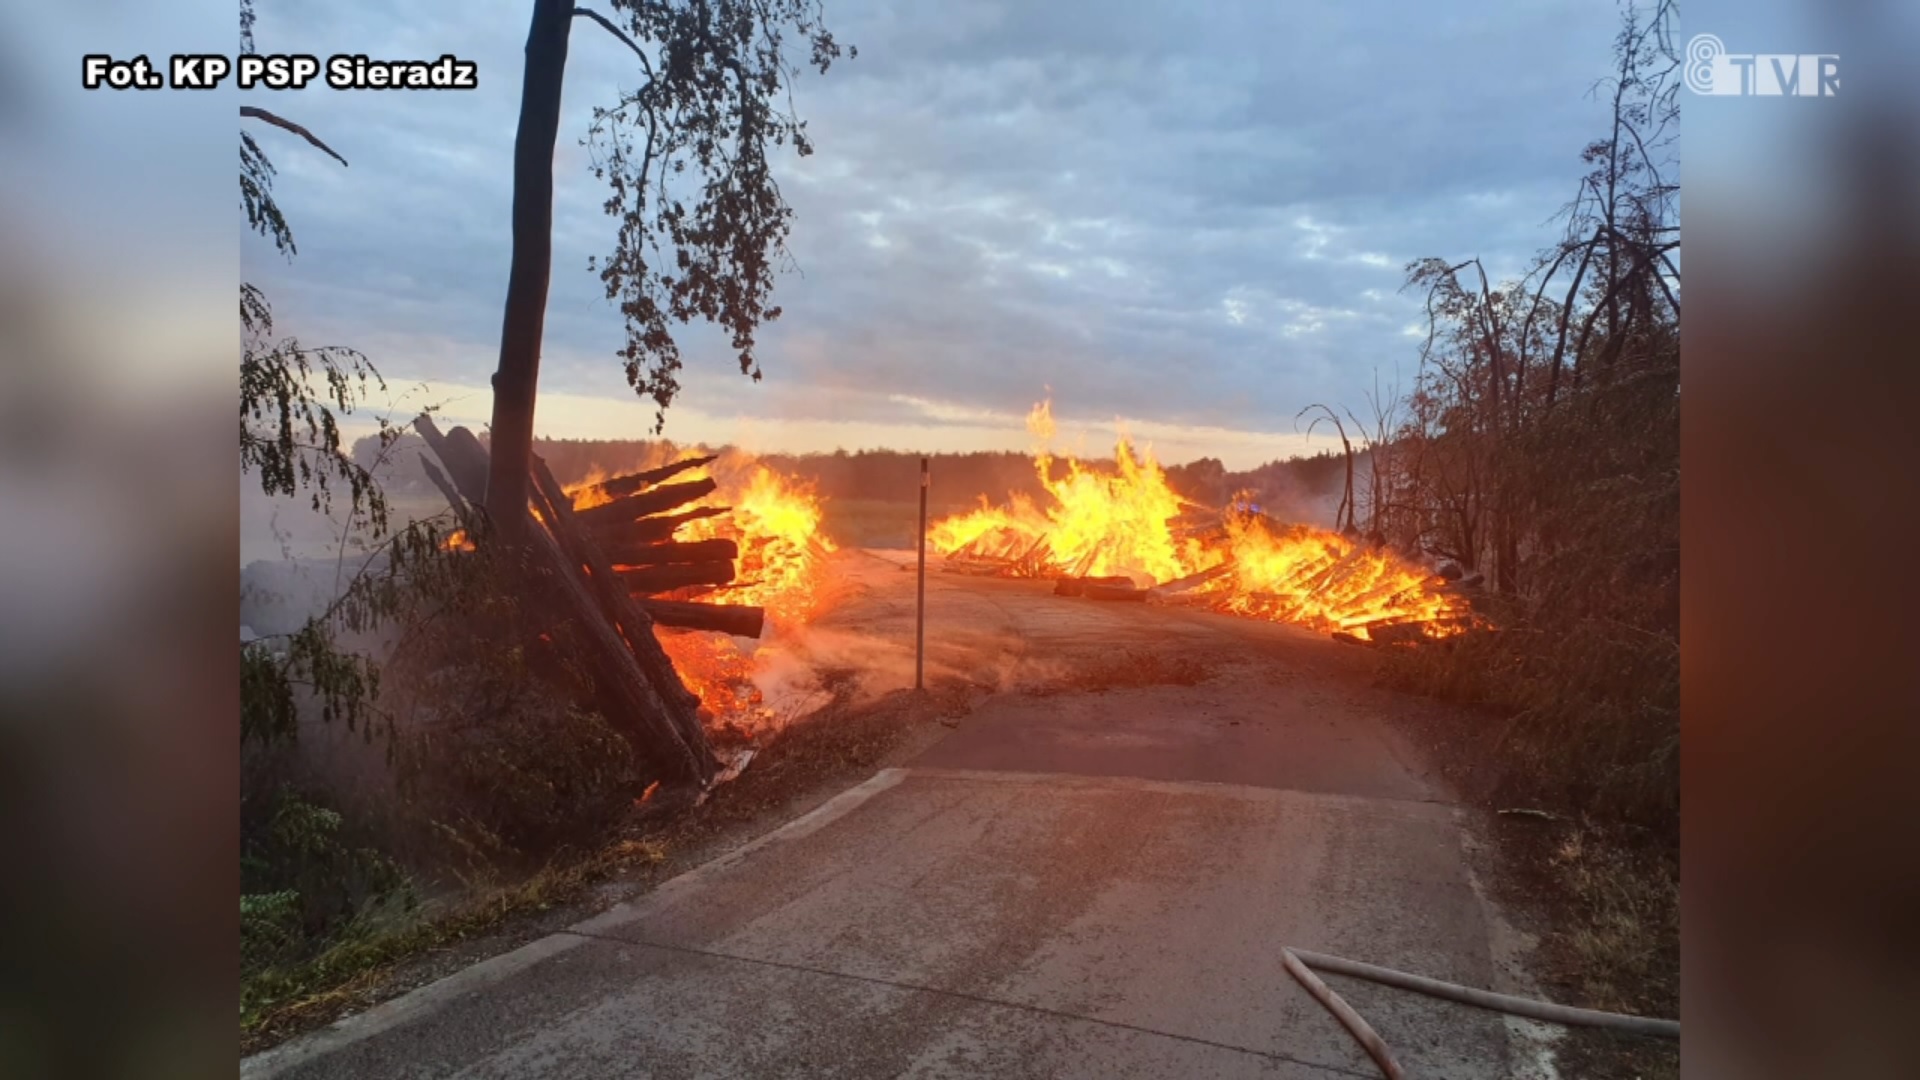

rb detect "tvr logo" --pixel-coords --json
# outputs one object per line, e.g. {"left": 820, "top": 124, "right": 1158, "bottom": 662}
{"left": 1685, "top": 34, "right": 1839, "bottom": 97}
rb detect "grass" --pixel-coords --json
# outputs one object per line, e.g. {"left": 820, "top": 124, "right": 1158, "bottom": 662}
{"left": 240, "top": 838, "right": 668, "bottom": 1050}
{"left": 1377, "top": 619, "right": 1678, "bottom": 826}
{"left": 1537, "top": 825, "right": 1680, "bottom": 1079}
{"left": 1371, "top": 623, "right": 1678, "bottom": 1078}
{"left": 239, "top": 679, "right": 947, "bottom": 1056}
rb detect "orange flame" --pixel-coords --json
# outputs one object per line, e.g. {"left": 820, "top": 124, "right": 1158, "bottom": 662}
{"left": 563, "top": 465, "right": 617, "bottom": 510}
{"left": 567, "top": 449, "right": 838, "bottom": 736}
{"left": 932, "top": 399, "right": 1474, "bottom": 640}
{"left": 680, "top": 453, "right": 838, "bottom": 626}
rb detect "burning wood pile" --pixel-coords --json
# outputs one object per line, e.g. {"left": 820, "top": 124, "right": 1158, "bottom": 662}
{"left": 421, "top": 414, "right": 840, "bottom": 753}
{"left": 412, "top": 414, "right": 775, "bottom": 789}
{"left": 568, "top": 450, "right": 838, "bottom": 735}
{"left": 934, "top": 401, "right": 1481, "bottom": 644}
{"left": 562, "top": 454, "right": 766, "bottom": 640}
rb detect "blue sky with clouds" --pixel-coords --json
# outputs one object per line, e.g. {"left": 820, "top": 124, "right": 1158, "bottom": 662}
{"left": 245, "top": 0, "right": 1622, "bottom": 468}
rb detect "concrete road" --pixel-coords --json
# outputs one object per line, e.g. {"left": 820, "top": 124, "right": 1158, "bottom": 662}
{"left": 245, "top": 552, "right": 1546, "bottom": 1079}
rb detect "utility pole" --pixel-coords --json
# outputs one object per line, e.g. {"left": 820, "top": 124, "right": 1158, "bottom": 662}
{"left": 916, "top": 456, "right": 928, "bottom": 692}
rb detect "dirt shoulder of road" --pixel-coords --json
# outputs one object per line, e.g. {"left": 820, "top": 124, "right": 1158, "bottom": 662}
{"left": 1378, "top": 683, "right": 1680, "bottom": 1080}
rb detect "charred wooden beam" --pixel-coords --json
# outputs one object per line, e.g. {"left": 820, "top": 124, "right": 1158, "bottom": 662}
{"left": 1154, "top": 562, "right": 1235, "bottom": 596}
{"left": 574, "top": 477, "right": 719, "bottom": 530}
{"left": 416, "top": 415, "right": 487, "bottom": 503}
{"left": 1082, "top": 583, "right": 1149, "bottom": 603}
{"left": 576, "top": 454, "right": 719, "bottom": 502}
{"left": 1365, "top": 622, "right": 1434, "bottom": 646}
{"left": 528, "top": 455, "right": 712, "bottom": 759}
{"left": 588, "top": 505, "right": 730, "bottom": 549}
{"left": 422, "top": 423, "right": 713, "bottom": 784}
{"left": 607, "top": 537, "right": 739, "bottom": 568}
{"left": 616, "top": 560, "right": 737, "bottom": 595}
{"left": 418, "top": 453, "right": 473, "bottom": 523}
{"left": 637, "top": 599, "right": 765, "bottom": 638}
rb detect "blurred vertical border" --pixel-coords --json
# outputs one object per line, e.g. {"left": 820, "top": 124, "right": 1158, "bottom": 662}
{"left": 1687, "top": 0, "right": 1920, "bottom": 1076}
{"left": 0, "top": 1, "right": 237, "bottom": 1077}
{"left": 0, "top": 0, "right": 1917, "bottom": 1076}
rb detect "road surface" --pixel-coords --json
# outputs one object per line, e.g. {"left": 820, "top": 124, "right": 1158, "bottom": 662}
{"left": 244, "top": 550, "right": 1551, "bottom": 1079}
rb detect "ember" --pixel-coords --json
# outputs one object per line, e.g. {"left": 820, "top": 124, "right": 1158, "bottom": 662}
{"left": 932, "top": 399, "right": 1478, "bottom": 641}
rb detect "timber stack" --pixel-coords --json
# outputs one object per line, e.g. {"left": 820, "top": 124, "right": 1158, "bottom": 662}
{"left": 413, "top": 415, "right": 765, "bottom": 790}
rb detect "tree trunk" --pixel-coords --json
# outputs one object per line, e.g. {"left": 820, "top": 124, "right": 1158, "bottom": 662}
{"left": 485, "top": 0, "right": 575, "bottom": 535}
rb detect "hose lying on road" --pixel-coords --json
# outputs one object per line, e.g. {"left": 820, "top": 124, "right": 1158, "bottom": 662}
{"left": 1282, "top": 948, "right": 1406, "bottom": 1080}
{"left": 1282, "top": 946, "right": 1681, "bottom": 1079}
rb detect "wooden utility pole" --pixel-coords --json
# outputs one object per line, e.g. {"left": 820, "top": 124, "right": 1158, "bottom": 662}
{"left": 485, "top": 0, "right": 575, "bottom": 533}
{"left": 916, "top": 457, "right": 928, "bottom": 692}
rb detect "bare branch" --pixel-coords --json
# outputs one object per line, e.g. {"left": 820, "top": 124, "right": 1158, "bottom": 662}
{"left": 240, "top": 105, "right": 348, "bottom": 167}
{"left": 574, "top": 6, "right": 653, "bottom": 74}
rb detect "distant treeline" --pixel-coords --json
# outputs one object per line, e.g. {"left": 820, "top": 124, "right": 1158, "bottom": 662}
{"left": 357, "top": 431, "right": 1356, "bottom": 526}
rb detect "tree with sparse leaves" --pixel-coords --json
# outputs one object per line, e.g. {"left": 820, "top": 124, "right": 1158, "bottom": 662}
{"left": 486, "top": 0, "right": 851, "bottom": 529}
{"left": 1380, "top": 0, "right": 1681, "bottom": 820}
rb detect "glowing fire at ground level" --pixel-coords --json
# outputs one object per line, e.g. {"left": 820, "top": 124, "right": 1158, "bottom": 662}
{"left": 562, "top": 452, "right": 839, "bottom": 737}
{"left": 928, "top": 401, "right": 1478, "bottom": 643}
{"left": 559, "top": 403, "right": 1479, "bottom": 738}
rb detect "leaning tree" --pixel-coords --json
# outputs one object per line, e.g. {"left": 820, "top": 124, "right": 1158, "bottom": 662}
{"left": 485, "top": 0, "right": 852, "bottom": 534}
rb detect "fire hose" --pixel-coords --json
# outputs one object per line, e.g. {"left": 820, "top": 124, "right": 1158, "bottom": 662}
{"left": 1281, "top": 947, "right": 1680, "bottom": 1080}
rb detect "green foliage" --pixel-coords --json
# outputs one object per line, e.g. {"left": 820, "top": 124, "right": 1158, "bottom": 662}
{"left": 583, "top": 0, "right": 853, "bottom": 429}
{"left": 241, "top": 133, "right": 295, "bottom": 256}
{"left": 240, "top": 516, "right": 486, "bottom": 746}
{"left": 240, "top": 285, "right": 390, "bottom": 530}
{"left": 240, "top": 791, "right": 412, "bottom": 975}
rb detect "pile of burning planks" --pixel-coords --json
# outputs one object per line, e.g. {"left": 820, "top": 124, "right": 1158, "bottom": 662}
{"left": 565, "top": 455, "right": 766, "bottom": 641}
{"left": 412, "top": 415, "right": 755, "bottom": 788}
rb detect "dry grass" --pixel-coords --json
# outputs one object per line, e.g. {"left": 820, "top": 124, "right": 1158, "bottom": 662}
{"left": 1536, "top": 826, "right": 1680, "bottom": 1080}
{"left": 240, "top": 835, "right": 669, "bottom": 1051}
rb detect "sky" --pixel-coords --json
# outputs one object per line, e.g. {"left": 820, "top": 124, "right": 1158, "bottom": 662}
{"left": 244, "top": 0, "right": 1623, "bottom": 470}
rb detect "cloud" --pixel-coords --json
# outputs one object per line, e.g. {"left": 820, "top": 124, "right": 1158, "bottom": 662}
{"left": 249, "top": 0, "right": 1619, "bottom": 454}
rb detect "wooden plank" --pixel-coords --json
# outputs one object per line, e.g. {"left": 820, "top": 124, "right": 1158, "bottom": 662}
{"left": 574, "top": 454, "right": 719, "bottom": 502}
{"left": 606, "top": 537, "right": 739, "bottom": 568}
{"left": 529, "top": 455, "right": 714, "bottom": 773}
{"left": 1154, "top": 562, "right": 1235, "bottom": 596}
{"left": 637, "top": 599, "right": 765, "bottom": 639}
{"left": 616, "top": 561, "right": 738, "bottom": 595}
{"left": 573, "top": 477, "right": 718, "bottom": 530}
{"left": 589, "top": 505, "right": 730, "bottom": 549}
{"left": 423, "top": 424, "right": 711, "bottom": 784}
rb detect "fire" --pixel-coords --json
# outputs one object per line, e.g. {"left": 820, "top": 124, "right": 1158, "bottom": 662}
{"left": 657, "top": 631, "right": 775, "bottom": 735}
{"left": 681, "top": 454, "right": 838, "bottom": 626}
{"left": 931, "top": 401, "right": 1214, "bottom": 584}
{"left": 562, "top": 447, "right": 837, "bottom": 736}
{"left": 440, "top": 527, "right": 475, "bottom": 552}
{"left": 563, "top": 465, "right": 617, "bottom": 510}
{"left": 932, "top": 399, "right": 1474, "bottom": 641}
